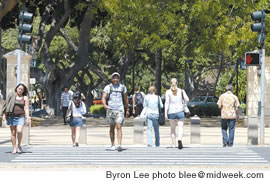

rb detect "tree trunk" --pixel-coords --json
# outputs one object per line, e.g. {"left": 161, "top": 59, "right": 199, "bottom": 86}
{"left": 43, "top": 82, "right": 62, "bottom": 117}
{"left": 0, "top": 0, "right": 18, "bottom": 22}
{"left": 0, "top": 26, "right": 6, "bottom": 99}
{"left": 213, "top": 53, "right": 224, "bottom": 95}
{"left": 155, "top": 48, "right": 162, "bottom": 96}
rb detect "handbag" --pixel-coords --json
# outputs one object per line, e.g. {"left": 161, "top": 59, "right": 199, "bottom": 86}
{"left": 181, "top": 89, "right": 191, "bottom": 117}
{"left": 157, "top": 96, "right": 165, "bottom": 125}
{"left": 66, "top": 102, "right": 73, "bottom": 122}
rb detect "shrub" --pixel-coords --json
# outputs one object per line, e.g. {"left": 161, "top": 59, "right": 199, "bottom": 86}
{"left": 239, "top": 103, "right": 246, "bottom": 114}
{"left": 90, "top": 105, "right": 106, "bottom": 115}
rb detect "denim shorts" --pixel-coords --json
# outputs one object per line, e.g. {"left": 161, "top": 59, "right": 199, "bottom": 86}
{"left": 168, "top": 111, "right": 185, "bottom": 120}
{"left": 106, "top": 109, "right": 124, "bottom": 124}
{"left": 7, "top": 117, "right": 25, "bottom": 126}
{"left": 69, "top": 117, "right": 83, "bottom": 127}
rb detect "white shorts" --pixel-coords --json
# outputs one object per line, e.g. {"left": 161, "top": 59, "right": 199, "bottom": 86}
{"left": 106, "top": 109, "right": 124, "bottom": 124}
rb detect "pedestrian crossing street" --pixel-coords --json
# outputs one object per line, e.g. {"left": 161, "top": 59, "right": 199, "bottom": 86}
{"left": 11, "top": 146, "right": 269, "bottom": 165}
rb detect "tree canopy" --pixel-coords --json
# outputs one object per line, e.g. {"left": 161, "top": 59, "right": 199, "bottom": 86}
{"left": 1, "top": 0, "right": 270, "bottom": 115}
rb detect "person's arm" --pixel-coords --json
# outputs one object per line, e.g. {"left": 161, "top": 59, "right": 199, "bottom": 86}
{"left": 182, "top": 89, "right": 189, "bottom": 103}
{"left": 132, "top": 94, "right": 136, "bottom": 114}
{"left": 81, "top": 102, "right": 87, "bottom": 115}
{"left": 164, "top": 91, "right": 169, "bottom": 120}
{"left": 60, "top": 93, "right": 63, "bottom": 110}
{"left": 24, "top": 96, "right": 31, "bottom": 126}
{"left": 235, "top": 97, "right": 240, "bottom": 121}
{"left": 102, "top": 92, "right": 109, "bottom": 110}
{"left": 123, "top": 93, "right": 129, "bottom": 117}
{"left": 217, "top": 95, "right": 222, "bottom": 109}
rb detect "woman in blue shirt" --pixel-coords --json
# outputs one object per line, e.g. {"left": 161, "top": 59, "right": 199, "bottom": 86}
{"left": 143, "top": 86, "right": 163, "bottom": 147}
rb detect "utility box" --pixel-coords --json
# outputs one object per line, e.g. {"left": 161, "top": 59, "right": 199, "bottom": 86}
{"left": 190, "top": 115, "right": 200, "bottom": 144}
{"left": 3, "top": 49, "right": 32, "bottom": 96}
{"left": 133, "top": 117, "right": 145, "bottom": 145}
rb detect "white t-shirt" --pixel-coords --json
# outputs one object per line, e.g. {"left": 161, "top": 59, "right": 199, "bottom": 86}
{"left": 103, "top": 83, "right": 127, "bottom": 111}
{"left": 68, "top": 101, "right": 86, "bottom": 117}
{"left": 143, "top": 94, "right": 163, "bottom": 115}
{"left": 165, "top": 88, "right": 189, "bottom": 114}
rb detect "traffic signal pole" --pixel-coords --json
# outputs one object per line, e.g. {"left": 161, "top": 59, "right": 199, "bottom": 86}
{"left": 260, "top": 46, "right": 265, "bottom": 145}
{"left": 17, "top": 7, "right": 33, "bottom": 85}
{"left": 16, "top": 47, "right": 21, "bottom": 85}
{"left": 250, "top": 10, "right": 266, "bottom": 145}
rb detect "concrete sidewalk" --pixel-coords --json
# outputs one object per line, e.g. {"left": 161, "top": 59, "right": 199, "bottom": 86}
{"left": 0, "top": 116, "right": 270, "bottom": 146}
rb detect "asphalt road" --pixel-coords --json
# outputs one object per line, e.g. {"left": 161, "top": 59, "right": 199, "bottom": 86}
{"left": 0, "top": 145, "right": 270, "bottom": 168}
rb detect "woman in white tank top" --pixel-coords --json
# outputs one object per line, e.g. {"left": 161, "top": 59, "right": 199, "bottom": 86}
{"left": 164, "top": 78, "right": 189, "bottom": 149}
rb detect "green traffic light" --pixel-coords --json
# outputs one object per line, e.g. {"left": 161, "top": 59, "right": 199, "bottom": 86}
{"left": 251, "top": 22, "right": 265, "bottom": 32}
{"left": 18, "top": 10, "right": 33, "bottom": 45}
{"left": 251, "top": 11, "right": 265, "bottom": 22}
{"left": 18, "top": 34, "right": 32, "bottom": 44}
{"left": 19, "top": 11, "right": 33, "bottom": 22}
{"left": 19, "top": 23, "right": 32, "bottom": 33}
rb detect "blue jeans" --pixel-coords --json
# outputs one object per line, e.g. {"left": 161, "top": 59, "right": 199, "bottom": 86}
{"left": 221, "top": 119, "right": 236, "bottom": 147}
{"left": 146, "top": 113, "right": 160, "bottom": 147}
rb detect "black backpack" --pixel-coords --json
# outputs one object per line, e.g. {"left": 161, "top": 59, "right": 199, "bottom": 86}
{"left": 135, "top": 92, "right": 144, "bottom": 105}
{"left": 106, "top": 83, "right": 125, "bottom": 105}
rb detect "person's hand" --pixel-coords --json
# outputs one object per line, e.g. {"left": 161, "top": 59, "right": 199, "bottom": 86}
{"left": 2, "top": 114, "right": 6, "bottom": 121}
{"left": 236, "top": 114, "right": 239, "bottom": 121}
{"left": 125, "top": 110, "right": 129, "bottom": 118}
{"left": 26, "top": 117, "right": 31, "bottom": 127}
{"left": 104, "top": 105, "right": 109, "bottom": 111}
{"left": 132, "top": 109, "right": 135, "bottom": 114}
{"left": 165, "top": 115, "right": 168, "bottom": 120}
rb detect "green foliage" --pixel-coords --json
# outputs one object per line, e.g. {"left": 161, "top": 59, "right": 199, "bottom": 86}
{"left": 215, "top": 67, "right": 246, "bottom": 103}
{"left": 90, "top": 105, "right": 106, "bottom": 115}
{"left": 240, "top": 103, "right": 246, "bottom": 114}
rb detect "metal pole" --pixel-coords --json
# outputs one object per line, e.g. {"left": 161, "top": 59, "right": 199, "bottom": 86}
{"left": 260, "top": 46, "right": 265, "bottom": 145}
{"left": 16, "top": 48, "right": 21, "bottom": 85}
{"left": 236, "top": 58, "right": 239, "bottom": 97}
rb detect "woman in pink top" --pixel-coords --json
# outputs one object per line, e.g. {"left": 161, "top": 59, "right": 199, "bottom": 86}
{"left": 165, "top": 78, "right": 189, "bottom": 149}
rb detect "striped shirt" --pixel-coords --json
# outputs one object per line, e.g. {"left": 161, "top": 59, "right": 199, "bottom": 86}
{"left": 61, "top": 92, "right": 72, "bottom": 107}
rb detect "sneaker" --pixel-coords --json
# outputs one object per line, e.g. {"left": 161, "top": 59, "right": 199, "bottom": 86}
{"left": 75, "top": 143, "right": 79, "bottom": 147}
{"left": 110, "top": 146, "right": 116, "bottom": 151}
{"left": 178, "top": 140, "right": 183, "bottom": 149}
{"left": 117, "top": 146, "right": 123, "bottom": 152}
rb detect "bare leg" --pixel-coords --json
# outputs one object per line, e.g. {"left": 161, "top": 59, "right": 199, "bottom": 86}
{"left": 17, "top": 125, "right": 24, "bottom": 153}
{"left": 71, "top": 127, "right": 76, "bottom": 145}
{"left": 116, "top": 123, "right": 122, "bottom": 146}
{"left": 169, "top": 119, "right": 177, "bottom": 147}
{"left": 177, "top": 120, "right": 184, "bottom": 140}
{"left": 75, "top": 127, "right": 81, "bottom": 143}
{"left": 10, "top": 126, "right": 17, "bottom": 154}
{"left": 110, "top": 124, "right": 116, "bottom": 146}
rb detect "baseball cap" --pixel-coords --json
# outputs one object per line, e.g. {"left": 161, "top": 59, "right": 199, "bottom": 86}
{"left": 111, "top": 72, "right": 120, "bottom": 77}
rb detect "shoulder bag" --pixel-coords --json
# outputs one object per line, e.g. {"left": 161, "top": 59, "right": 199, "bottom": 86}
{"left": 181, "top": 89, "right": 191, "bottom": 117}
{"left": 157, "top": 96, "right": 165, "bottom": 125}
{"left": 66, "top": 102, "right": 73, "bottom": 122}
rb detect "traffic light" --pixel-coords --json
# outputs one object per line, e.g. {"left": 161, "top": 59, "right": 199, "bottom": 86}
{"left": 251, "top": 10, "right": 266, "bottom": 45}
{"left": 18, "top": 10, "right": 33, "bottom": 44}
{"left": 245, "top": 52, "right": 260, "bottom": 65}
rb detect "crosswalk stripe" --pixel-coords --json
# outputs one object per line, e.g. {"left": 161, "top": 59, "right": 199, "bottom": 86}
{"left": 10, "top": 146, "right": 268, "bottom": 165}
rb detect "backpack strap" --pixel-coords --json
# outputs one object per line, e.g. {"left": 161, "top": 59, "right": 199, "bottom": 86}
{"left": 107, "top": 83, "right": 125, "bottom": 104}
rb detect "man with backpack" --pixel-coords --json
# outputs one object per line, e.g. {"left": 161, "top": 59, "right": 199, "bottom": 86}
{"left": 132, "top": 86, "right": 145, "bottom": 117}
{"left": 102, "top": 72, "right": 129, "bottom": 151}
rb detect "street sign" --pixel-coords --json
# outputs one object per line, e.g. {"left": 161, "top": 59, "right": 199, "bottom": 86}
{"left": 30, "top": 78, "right": 36, "bottom": 84}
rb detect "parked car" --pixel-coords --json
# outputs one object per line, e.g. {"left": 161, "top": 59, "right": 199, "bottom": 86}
{"left": 187, "top": 96, "right": 220, "bottom": 117}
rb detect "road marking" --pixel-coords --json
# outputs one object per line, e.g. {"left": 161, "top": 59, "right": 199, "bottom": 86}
{"left": 10, "top": 147, "right": 268, "bottom": 165}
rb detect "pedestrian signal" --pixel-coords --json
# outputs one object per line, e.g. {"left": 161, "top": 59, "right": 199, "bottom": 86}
{"left": 245, "top": 52, "right": 260, "bottom": 65}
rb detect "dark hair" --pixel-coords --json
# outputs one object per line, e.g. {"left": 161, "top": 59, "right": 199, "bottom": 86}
{"left": 73, "top": 92, "right": 81, "bottom": 99}
{"left": 15, "top": 83, "right": 28, "bottom": 96}
{"left": 72, "top": 92, "right": 81, "bottom": 108}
